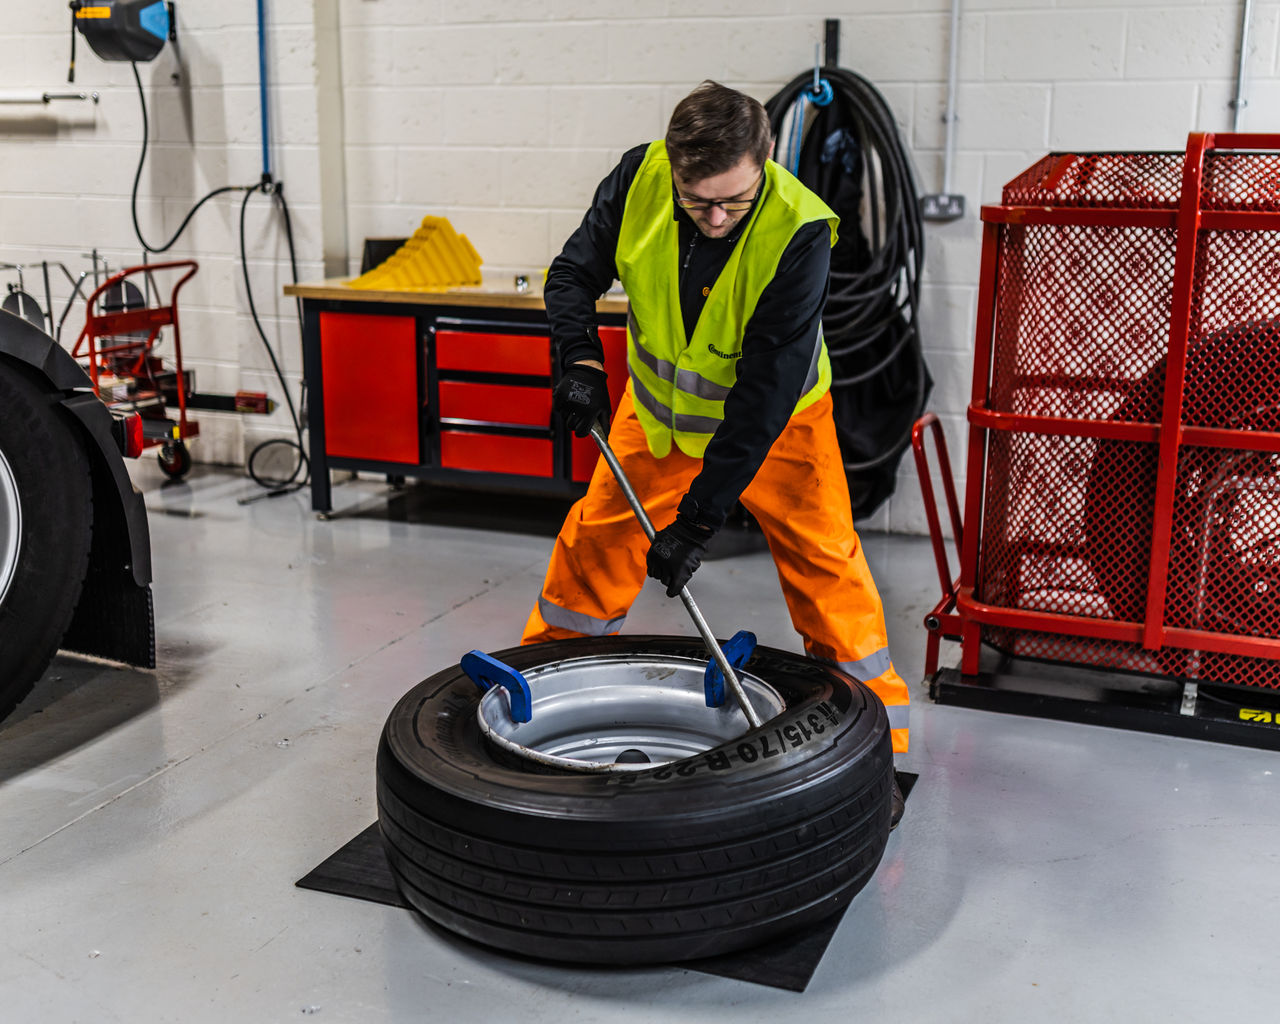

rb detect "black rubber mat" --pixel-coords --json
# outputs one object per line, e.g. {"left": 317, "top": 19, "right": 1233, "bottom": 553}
{"left": 297, "top": 771, "right": 917, "bottom": 992}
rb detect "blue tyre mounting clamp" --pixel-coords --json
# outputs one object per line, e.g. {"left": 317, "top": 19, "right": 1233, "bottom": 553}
{"left": 461, "top": 650, "right": 533, "bottom": 723}
{"left": 703, "top": 630, "right": 757, "bottom": 709}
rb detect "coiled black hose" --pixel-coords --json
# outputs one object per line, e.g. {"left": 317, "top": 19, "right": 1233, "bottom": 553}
{"left": 766, "top": 67, "right": 931, "bottom": 517}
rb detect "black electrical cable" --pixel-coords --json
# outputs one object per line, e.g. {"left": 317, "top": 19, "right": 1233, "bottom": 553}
{"left": 127, "top": 61, "right": 308, "bottom": 496}
{"left": 130, "top": 62, "right": 256, "bottom": 253}
{"left": 273, "top": 183, "right": 309, "bottom": 432}
{"left": 238, "top": 185, "right": 309, "bottom": 497}
{"left": 766, "top": 66, "right": 929, "bottom": 476}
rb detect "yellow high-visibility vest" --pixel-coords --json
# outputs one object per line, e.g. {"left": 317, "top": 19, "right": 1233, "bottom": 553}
{"left": 615, "top": 139, "right": 838, "bottom": 458}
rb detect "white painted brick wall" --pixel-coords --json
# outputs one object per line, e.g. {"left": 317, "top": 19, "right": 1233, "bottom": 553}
{"left": 0, "top": 4, "right": 322, "bottom": 466}
{"left": 4, "top": 0, "right": 1278, "bottom": 536}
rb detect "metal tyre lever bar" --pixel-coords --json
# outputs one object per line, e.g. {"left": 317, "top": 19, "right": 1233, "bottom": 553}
{"left": 589, "top": 423, "right": 764, "bottom": 729}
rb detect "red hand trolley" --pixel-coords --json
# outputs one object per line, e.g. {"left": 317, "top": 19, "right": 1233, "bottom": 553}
{"left": 73, "top": 260, "right": 200, "bottom": 479}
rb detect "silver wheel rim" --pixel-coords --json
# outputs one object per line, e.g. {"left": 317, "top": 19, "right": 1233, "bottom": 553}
{"left": 0, "top": 447, "right": 21, "bottom": 607}
{"left": 477, "top": 653, "right": 784, "bottom": 773}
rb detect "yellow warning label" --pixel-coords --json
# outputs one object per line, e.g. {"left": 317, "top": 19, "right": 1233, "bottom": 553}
{"left": 76, "top": 7, "right": 113, "bottom": 19}
{"left": 1239, "top": 709, "right": 1273, "bottom": 724}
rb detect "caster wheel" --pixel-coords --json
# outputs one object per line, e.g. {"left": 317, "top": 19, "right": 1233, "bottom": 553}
{"left": 158, "top": 442, "right": 192, "bottom": 481}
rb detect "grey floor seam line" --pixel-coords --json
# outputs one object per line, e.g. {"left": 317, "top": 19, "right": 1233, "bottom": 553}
{"left": 4, "top": 747, "right": 202, "bottom": 866}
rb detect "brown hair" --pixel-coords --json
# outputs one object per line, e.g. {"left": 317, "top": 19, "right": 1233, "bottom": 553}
{"left": 664, "top": 81, "right": 772, "bottom": 183}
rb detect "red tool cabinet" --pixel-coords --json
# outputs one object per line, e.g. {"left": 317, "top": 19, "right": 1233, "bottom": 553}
{"left": 319, "top": 311, "right": 420, "bottom": 465}
{"left": 914, "top": 133, "right": 1280, "bottom": 747}
{"left": 287, "top": 282, "right": 630, "bottom": 514}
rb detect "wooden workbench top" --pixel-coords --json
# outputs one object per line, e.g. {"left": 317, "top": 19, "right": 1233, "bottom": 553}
{"left": 284, "top": 279, "right": 629, "bottom": 314}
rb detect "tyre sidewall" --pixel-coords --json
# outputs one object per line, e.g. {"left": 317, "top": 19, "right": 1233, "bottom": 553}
{"left": 0, "top": 364, "right": 93, "bottom": 716}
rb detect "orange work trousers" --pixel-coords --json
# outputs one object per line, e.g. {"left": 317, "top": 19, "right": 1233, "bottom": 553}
{"left": 522, "top": 387, "right": 909, "bottom": 752}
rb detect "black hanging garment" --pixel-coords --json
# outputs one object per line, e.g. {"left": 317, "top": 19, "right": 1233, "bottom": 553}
{"left": 766, "top": 69, "right": 932, "bottom": 520}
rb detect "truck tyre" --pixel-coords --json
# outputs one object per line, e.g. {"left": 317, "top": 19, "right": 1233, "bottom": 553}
{"left": 376, "top": 635, "right": 893, "bottom": 965}
{"left": 0, "top": 362, "right": 94, "bottom": 720}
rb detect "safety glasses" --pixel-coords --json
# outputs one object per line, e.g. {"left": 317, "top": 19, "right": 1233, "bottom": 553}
{"left": 672, "top": 173, "right": 763, "bottom": 213}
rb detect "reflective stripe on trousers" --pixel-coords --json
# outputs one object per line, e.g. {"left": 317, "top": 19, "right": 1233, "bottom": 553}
{"left": 811, "top": 651, "right": 910, "bottom": 735}
{"left": 522, "top": 387, "right": 909, "bottom": 752}
{"left": 537, "top": 596, "right": 625, "bottom": 637}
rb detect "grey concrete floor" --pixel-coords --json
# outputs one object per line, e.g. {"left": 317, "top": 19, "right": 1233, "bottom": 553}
{"left": 3, "top": 462, "right": 1280, "bottom": 1023}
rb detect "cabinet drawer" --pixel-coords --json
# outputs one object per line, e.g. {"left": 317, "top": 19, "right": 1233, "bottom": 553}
{"left": 436, "top": 330, "right": 550, "bottom": 375}
{"left": 440, "top": 431, "right": 554, "bottom": 477}
{"left": 571, "top": 435, "right": 601, "bottom": 483}
{"left": 438, "top": 381, "right": 550, "bottom": 427}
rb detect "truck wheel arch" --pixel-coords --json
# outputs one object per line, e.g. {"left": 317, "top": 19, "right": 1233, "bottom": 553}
{"left": 0, "top": 311, "right": 154, "bottom": 716}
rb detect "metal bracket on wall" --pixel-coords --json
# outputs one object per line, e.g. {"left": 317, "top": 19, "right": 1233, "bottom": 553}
{"left": 1230, "top": 0, "right": 1254, "bottom": 130}
{"left": 0, "top": 91, "right": 99, "bottom": 105}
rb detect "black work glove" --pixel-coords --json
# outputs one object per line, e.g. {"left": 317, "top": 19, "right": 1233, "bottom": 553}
{"left": 647, "top": 513, "right": 715, "bottom": 597}
{"left": 553, "top": 363, "right": 610, "bottom": 438}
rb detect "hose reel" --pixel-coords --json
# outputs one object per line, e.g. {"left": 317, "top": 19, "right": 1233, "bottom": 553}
{"left": 68, "top": 1, "right": 175, "bottom": 81}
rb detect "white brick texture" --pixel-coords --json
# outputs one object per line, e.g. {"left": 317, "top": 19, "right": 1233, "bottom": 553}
{"left": 0, "top": 5, "right": 321, "bottom": 466}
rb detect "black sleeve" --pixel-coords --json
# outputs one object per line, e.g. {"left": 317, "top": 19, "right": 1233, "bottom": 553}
{"left": 543, "top": 144, "right": 648, "bottom": 369}
{"left": 681, "top": 220, "right": 832, "bottom": 530}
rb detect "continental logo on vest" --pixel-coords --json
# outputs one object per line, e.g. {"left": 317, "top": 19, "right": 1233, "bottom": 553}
{"left": 707, "top": 344, "right": 742, "bottom": 360}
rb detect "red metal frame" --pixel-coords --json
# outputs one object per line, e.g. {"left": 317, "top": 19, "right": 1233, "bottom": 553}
{"left": 72, "top": 261, "right": 200, "bottom": 445}
{"left": 916, "top": 133, "right": 1280, "bottom": 688}
{"left": 911, "top": 414, "right": 964, "bottom": 677}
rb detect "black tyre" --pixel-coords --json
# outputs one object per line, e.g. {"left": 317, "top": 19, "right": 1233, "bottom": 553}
{"left": 158, "top": 441, "right": 191, "bottom": 481}
{"left": 376, "top": 635, "right": 893, "bottom": 965}
{"left": 0, "top": 361, "right": 94, "bottom": 719}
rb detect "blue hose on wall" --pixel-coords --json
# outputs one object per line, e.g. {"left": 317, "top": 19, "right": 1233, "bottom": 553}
{"left": 258, "top": 0, "right": 271, "bottom": 181}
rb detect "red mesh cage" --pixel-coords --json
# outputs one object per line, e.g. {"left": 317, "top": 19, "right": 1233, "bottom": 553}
{"left": 952, "top": 133, "right": 1280, "bottom": 694}
{"left": 988, "top": 222, "right": 1176, "bottom": 422}
{"left": 1002, "top": 152, "right": 1183, "bottom": 209}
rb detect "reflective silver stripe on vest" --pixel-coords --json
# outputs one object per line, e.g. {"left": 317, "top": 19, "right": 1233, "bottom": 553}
{"left": 538, "top": 596, "right": 625, "bottom": 637}
{"left": 629, "top": 324, "right": 735, "bottom": 403}
{"left": 630, "top": 338, "right": 678, "bottom": 388}
{"left": 812, "top": 647, "right": 893, "bottom": 683}
{"left": 629, "top": 372, "right": 725, "bottom": 436}
{"left": 631, "top": 372, "right": 673, "bottom": 427}
{"left": 676, "top": 367, "right": 732, "bottom": 401}
{"left": 675, "top": 410, "right": 725, "bottom": 434}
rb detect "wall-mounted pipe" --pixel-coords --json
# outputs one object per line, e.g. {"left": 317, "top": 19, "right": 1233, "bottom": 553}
{"left": 1232, "top": 0, "right": 1254, "bottom": 131}
{"left": 942, "top": 0, "right": 961, "bottom": 196}
{"left": 257, "top": 0, "right": 271, "bottom": 181}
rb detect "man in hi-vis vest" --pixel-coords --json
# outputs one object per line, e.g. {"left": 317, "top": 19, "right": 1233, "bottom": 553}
{"left": 522, "top": 81, "right": 909, "bottom": 815}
